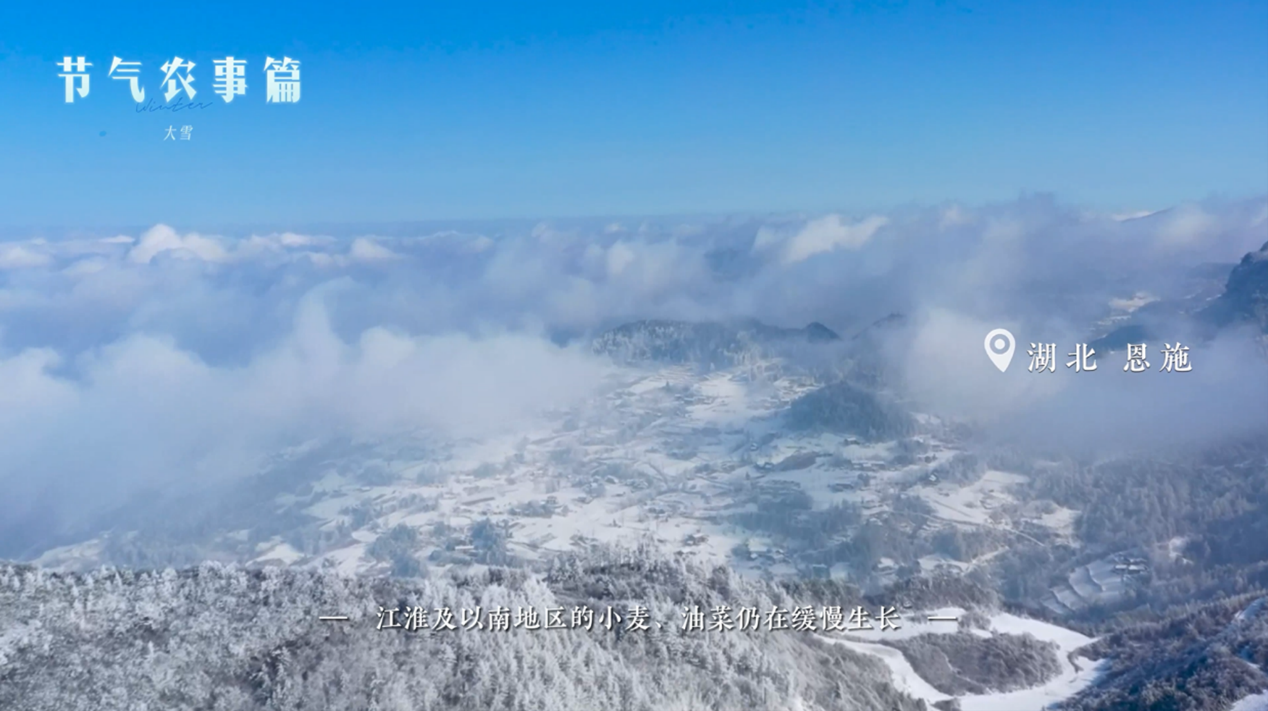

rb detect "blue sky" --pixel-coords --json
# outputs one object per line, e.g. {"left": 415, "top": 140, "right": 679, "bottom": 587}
{"left": 1, "top": 0, "right": 1265, "bottom": 227}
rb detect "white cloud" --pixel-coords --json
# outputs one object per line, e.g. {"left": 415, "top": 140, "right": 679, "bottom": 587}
{"left": 606, "top": 241, "right": 637, "bottom": 276}
{"left": 0, "top": 244, "right": 52, "bottom": 269}
{"left": 412, "top": 232, "right": 495, "bottom": 253}
{"left": 752, "top": 224, "right": 785, "bottom": 252}
{"left": 939, "top": 205, "right": 973, "bottom": 228}
{"left": 278, "top": 232, "right": 316, "bottom": 247}
{"left": 0, "top": 289, "right": 609, "bottom": 532}
{"left": 1157, "top": 204, "right": 1218, "bottom": 248}
{"left": 1110, "top": 210, "right": 1158, "bottom": 222}
{"left": 62, "top": 259, "right": 108, "bottom": 277}
{"left": 349, "top": 237, "right": 399, "bottom": 262}
{"left": 0, "top": 348, "right": 75, "bottom": 414}
{"left": 782, "top": 214, "right": 889, "bottom": 264}
{"left": 0, "top": 195, "right": 1265, "bottom": 544}
{"left": 127, "top": 224, "right": 229, "bottom": 264}
{"left": 900, "top": 309, "right": 1067, "bottom": 421}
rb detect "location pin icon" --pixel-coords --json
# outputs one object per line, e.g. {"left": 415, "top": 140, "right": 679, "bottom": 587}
{"left": 984, "top": 328, "right": 1015, "bottom": 372}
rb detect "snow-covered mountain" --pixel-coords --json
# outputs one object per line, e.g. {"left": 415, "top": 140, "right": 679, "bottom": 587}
{"left": 1203, "top": 240, "right": 1268, "bottom": 334}
{"left": 7, "top": 315, "right": 1128, "bottom": 710}
{"left": 7, "top": 238, "right": 1268, "bottom": 710}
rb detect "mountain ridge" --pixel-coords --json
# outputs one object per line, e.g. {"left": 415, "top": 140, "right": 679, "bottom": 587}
{"left": 592, "top": 318, "right": 840, "bottom": 367}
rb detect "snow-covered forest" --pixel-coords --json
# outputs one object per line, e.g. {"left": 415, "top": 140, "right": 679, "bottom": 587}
{"left": 2, "top": 550, "right": 947, "bottom": 711}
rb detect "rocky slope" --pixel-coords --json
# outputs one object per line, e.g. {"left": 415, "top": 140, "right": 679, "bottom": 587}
{"left": 1202, "top": 240, "right": 1268, "bottom": 334}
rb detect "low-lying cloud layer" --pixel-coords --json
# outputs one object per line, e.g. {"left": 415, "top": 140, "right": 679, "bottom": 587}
{"left": 1, "top": 196, "right": 1266, "bottom": 554}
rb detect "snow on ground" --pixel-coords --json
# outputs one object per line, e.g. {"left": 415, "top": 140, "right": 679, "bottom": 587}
{"left": 15, "top": 351, "right": 1124, "bottom": 711}
{"left": 688, "top": 373, "right": 760, "bottom": 424}
{"left": 324, "top": 544, "right": 367, "bottom": 575}
{"left": 958, "top": 613, "right": 1103, "bottom": 711}
{"left": 987, "top": 613, "right": 1094, "bottom": 655}
{"left": 918, "top": 554, "right": 970, "bottom": 575}
{"left": 819, "top": 636, "right": 951, "bottom": 705}
{"left": 958, "top": 659, "right": 1108, "bottom": 711}
{"left": 1167, "top": 536, "right": 1189, "bottom": 560}
{"left": 1234, "top": 596, "right": 1266, "bottom": 625}
{"left": 280, "top": 360, "right": 1078, "bottom": 582}
{"left": 31, "top": 539, "right": 106, "bottom": 569}
{"left": 918, "top": 470, "right": 1026, "bottom": 527}
{"left": 1108, "top": 292, "right": 1158, "bottom": 312}
{"left": 27, "top": 355, "right": 1086, "bottom": 637}
{"left": 1036, "top": 504, "right": 1078, "bottom": 538}
{"left": 825, "top": 610, "right": 1102, "bottom": 711}
{"left": 252, "top": 541, "right": 305, "bottom": 565}
{"left": 1232, "top": 690, "right": 1268, "bottom": 711}
{"left": 835, "top": 606, "right": 969, "bottom": 642}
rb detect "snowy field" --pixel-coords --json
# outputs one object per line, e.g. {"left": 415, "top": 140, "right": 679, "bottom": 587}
{"left": 1232, "top": 690, "right": 1268, "bottom": 711}
{"left": 826, "top": 608, "right": 1104, "bottom": 710}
